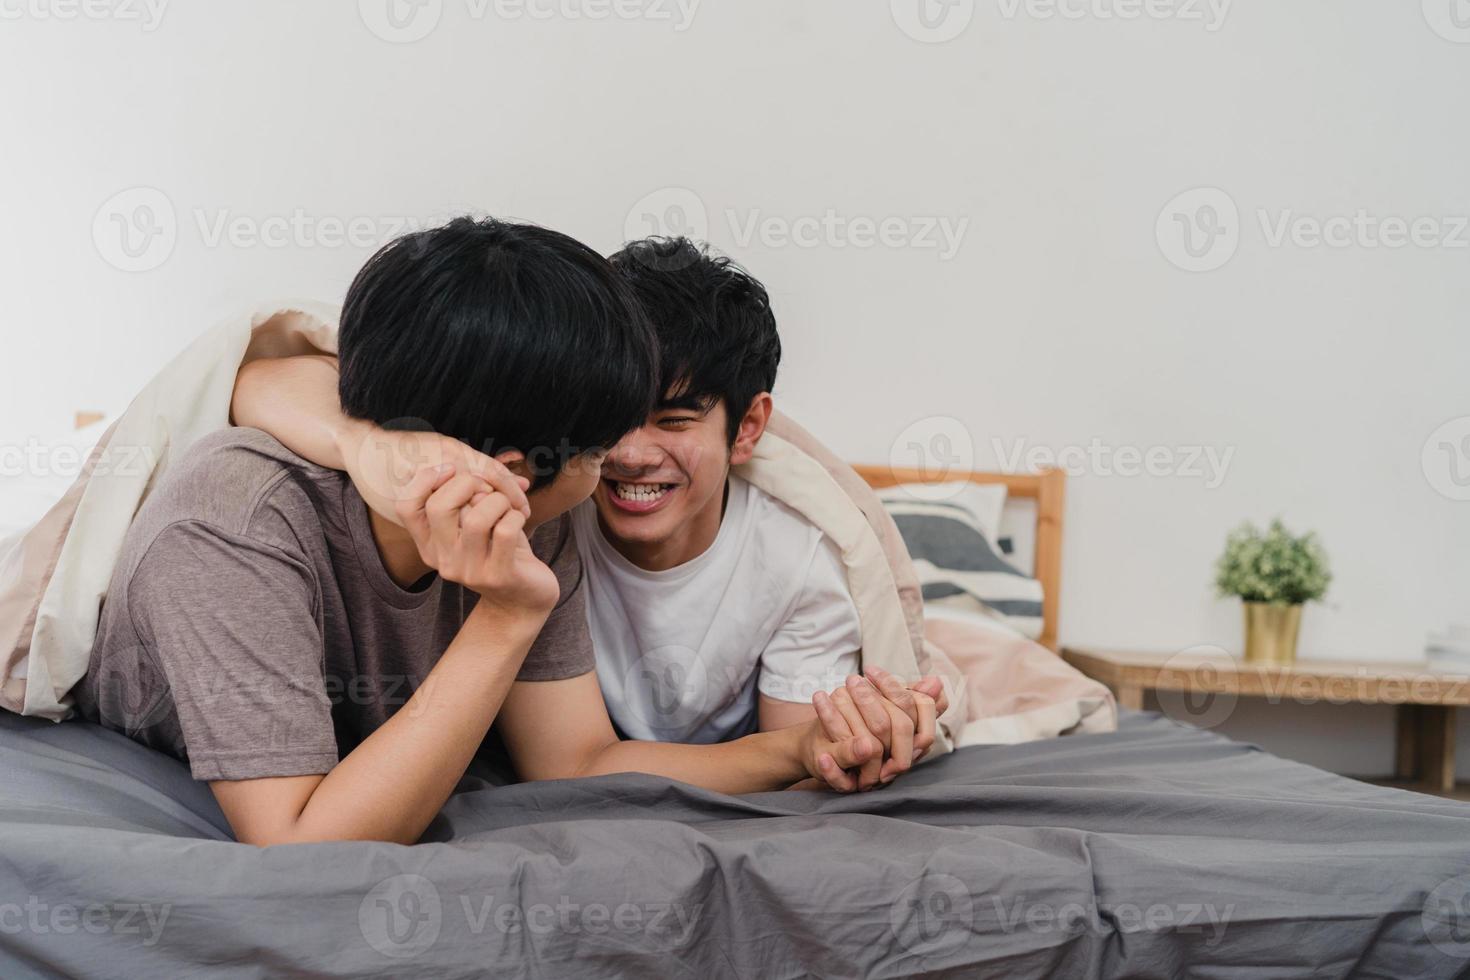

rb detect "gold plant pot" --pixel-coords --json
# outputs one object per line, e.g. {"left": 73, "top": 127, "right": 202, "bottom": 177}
{"left": 1242, "top": 601, "right": 1302, "bottom": 665}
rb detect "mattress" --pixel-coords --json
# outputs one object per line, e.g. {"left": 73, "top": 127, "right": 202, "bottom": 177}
{"left": 2, "top": 708, "right": 1469, "bottom": 978}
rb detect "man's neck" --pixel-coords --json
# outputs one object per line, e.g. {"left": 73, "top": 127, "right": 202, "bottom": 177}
{"left": 610, "top": 480, "right": 729, "bottom": 573}
{"left": 368, "top": 509, "right": 434, "bottom": 589}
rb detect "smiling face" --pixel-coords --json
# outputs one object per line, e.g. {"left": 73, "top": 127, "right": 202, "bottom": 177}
{"left": 594, "top": 391, "right": 772, "bottom": 571}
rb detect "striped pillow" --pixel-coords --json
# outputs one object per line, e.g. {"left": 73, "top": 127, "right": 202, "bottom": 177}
{"left": 878, "top": 482, "right": 1045, "bottom": 639}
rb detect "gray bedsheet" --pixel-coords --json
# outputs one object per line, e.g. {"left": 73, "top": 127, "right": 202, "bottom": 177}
{"left": 3, "top": 709, "right": 1470, "bottom": 979}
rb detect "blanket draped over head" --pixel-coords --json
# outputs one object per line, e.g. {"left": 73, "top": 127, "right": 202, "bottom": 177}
{"left": 0, "top": 303, "right": 1115, "bottom": 756}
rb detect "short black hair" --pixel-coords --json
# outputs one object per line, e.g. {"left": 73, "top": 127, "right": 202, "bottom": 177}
{"left": 608, "top": 237, "right": 780, "bottom": 444}
{"left": 339, "top": 216, "right": 658, "bottom": 489}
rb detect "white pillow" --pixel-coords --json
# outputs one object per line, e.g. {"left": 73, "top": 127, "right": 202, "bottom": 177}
{"left": 877, "top": 480, "right": 1046, "bottom": 640}
{"left": 876, "top": 481, "right": 1007, "bottom": 548}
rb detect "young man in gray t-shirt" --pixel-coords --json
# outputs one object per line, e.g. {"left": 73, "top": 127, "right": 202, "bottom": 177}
{"left": 76, "top": 218, "right": 879, "bottom": 846}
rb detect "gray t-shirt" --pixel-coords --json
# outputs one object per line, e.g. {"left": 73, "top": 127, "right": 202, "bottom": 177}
{"left": 73, "top": 427, "right": 594, "bottom": 781}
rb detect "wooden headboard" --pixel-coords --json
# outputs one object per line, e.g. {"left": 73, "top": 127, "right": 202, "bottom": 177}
{"left": 849, "top": 465, "right": 1066, "bottom": 651}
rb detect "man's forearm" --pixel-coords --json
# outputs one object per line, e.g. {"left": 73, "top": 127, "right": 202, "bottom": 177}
{"left": 285, "top": 603, "right": 539, "bottom": 844}
{"left": 574, "top": 727, "right": 808, "bottom": 795}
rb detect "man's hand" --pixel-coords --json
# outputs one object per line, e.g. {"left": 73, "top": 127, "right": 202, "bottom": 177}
{"left": 868, "top": 665, "right": 949, "bottom": 779}
{"left": 395, "top": 464, "right": 559, "bottom": 616}
{"left": 794, "top": 717, "right": 880, "bottom": 793}
{"left": 346, "top": 423, "right": 533, "bottom": 527}
{"left": 811, "top": 668, "right": 947, "bottom": 790}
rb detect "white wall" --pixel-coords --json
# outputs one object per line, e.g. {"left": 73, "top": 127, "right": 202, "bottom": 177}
{"left": 1, "top": 0, "right": 1467, "bottom": 776}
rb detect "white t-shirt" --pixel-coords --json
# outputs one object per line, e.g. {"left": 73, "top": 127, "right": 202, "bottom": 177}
{"left": 571, "top": 474, "right": 862, "bottom": 744}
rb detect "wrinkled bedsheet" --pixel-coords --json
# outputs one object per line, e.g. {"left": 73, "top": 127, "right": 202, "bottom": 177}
{"left": 3, "top": 709, "right": 1470, "bottom": 979}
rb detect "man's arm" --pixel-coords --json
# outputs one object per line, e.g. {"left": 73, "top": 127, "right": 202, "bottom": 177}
{"left": 758, "top": 695, "right": 817, "bottom": 731}
{"left": 231, "top": 354, "right": 348, "bottom": 469}
{"left": 232, "top": 355, "right": 530, "bottom": 525}
{"left": 496, "top": 671, "right": 876, "bottom": 795}
{"left": 214, "top": 600, "right": 541, "bottom": 846}
{"left": 211, "top": 466, "right": 557, "bottom": 846}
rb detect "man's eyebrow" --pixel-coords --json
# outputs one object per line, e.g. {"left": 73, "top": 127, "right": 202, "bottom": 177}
{"left": 656, "top": 393, "right": 714, "bottom": 413}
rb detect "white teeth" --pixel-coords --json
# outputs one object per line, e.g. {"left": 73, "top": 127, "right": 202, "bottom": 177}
{"left": 614, "top": 482, "right": 671, "bottom": 503}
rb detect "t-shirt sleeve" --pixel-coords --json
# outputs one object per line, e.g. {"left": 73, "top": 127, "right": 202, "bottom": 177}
{"left": 127, "top": 519, "right": 339, "bottom": 781}
{"left": 757, "top": 535, "right": 863, "bottom": 704}
{"left": 515, "top": 515, "right": 596, "bottom": 682}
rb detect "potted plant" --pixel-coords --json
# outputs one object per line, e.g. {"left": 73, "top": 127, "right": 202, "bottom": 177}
{"left": 1214, "top": 519, "right": 1331, "bottom": 664}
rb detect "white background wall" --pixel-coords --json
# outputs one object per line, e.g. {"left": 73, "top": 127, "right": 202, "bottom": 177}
{"left": 1, "top": 0, "right": 1467, "bottom": 776}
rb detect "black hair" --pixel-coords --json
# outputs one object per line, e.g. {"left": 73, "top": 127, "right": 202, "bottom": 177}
{"left": 607, "top": 237, "right": 781, "bottom": 445}
{"left": 338, "top": 216, "right": 658, "bottom": 489}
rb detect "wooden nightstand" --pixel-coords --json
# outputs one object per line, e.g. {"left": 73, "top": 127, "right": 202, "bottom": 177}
{"left": 1062, "top": 646, "right": 1470, "bottom": 797}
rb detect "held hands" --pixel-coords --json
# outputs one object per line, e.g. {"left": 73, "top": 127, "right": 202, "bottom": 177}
{"left": 807, "top": 666, "right": 949, "bottom": 792}
{"left": 395, "top": 463, "right": 560, "bottom": 618}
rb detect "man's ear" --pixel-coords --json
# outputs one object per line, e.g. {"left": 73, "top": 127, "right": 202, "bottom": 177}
{"left": 729, "top": 393, "right": 774, "bottom": 466}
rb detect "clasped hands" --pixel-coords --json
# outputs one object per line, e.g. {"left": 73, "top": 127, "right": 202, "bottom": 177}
{"left": 798, "top": 668, "right": 949, "bottom": 793}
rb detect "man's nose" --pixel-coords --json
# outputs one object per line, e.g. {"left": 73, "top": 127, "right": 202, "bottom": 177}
{"left": 608, "top": 433, "right": 663, "bottom": 472}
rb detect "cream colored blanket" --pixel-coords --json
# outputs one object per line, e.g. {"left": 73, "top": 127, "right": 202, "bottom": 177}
{"left": 0, "top": 302, "right": 1115, "bottom": 754}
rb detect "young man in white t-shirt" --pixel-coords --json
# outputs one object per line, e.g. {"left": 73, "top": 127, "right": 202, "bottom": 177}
{"left": 232, "top": 238, "right": 943, "bottom": 792}
{"left": 580, "top": 237, "right": 943, "bottom": 787}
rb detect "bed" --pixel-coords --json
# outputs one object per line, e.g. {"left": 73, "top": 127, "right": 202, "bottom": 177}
{"left": 3, "top": 461, "right": 1470, "bottom": 979}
